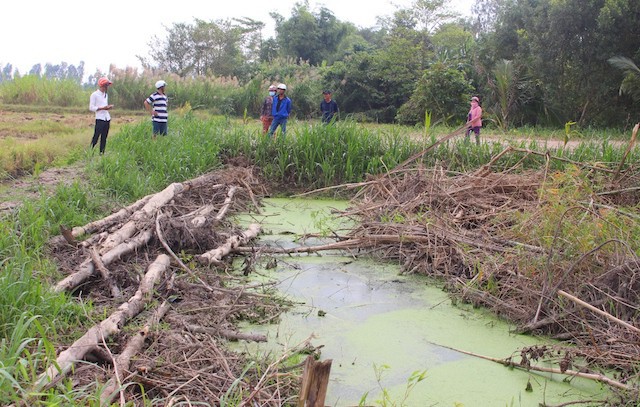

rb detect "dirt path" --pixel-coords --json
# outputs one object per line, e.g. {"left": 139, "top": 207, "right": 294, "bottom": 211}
{"left": 0, "top": 164, "right": 85, "bottom": 213}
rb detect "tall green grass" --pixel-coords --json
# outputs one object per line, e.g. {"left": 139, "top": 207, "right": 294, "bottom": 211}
{"left": 0, "top": 183, "right": 104, "bottom": 402}
{"left": 87, "top": 116, "right": 640, "bottom": 200}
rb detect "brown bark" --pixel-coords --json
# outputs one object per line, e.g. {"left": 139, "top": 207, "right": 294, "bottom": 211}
{"left": 297, "top": 355, "right": 332, "bottom": 407}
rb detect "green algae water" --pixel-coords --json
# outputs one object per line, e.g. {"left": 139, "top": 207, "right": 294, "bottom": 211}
{"left": 234, "top": 198, "right": 609, "bottom": 406}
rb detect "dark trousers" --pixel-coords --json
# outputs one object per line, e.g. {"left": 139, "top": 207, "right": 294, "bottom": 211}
{"left": 465, "top": 126, "right": 481, "bottom": 145}
{"left": 91, "top": 119, "right": 110, "bottom": 153}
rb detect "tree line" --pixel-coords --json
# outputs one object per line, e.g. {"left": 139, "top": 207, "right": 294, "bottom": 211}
{"left": 2, "top": 0, "right": 639, "bottom": 129}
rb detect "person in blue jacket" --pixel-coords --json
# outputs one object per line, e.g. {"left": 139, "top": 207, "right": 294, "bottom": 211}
{"left": 267, "top": 83, "right": 292, "bottom": 138}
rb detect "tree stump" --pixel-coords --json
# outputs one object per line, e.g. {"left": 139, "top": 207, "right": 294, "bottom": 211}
{"left": 297, "top": 355, "right": 332, "bottom": 407}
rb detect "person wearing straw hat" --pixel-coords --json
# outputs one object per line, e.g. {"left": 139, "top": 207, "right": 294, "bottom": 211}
{"left": 89, "top": 77, "right": 114, "bottom": 154}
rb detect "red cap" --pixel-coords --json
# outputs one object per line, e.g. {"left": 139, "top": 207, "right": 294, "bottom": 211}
{"left": 98, "top": 78, "right": 112, "bottom": 87}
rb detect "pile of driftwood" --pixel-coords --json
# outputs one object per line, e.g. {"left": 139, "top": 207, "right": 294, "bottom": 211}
{"left": 301, "top": 143, "right": 640, "bottom": 398}
{"left": 36, "top": 166, "right": 309, "bottom": 406}
{"left": 223, "top": 138, "right": 640, "bottom": 400}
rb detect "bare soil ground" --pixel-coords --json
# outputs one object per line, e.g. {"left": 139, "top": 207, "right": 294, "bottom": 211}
{"left": 0, "top": 165, "right": 85, "bottom": 212}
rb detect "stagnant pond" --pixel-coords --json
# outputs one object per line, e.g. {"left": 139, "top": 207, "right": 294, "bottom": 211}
{"left": 234, "top": 198, "right": 608, "bottom": 406}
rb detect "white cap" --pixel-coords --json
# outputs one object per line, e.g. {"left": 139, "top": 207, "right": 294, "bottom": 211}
{"left": 277, "top": 83, "right": 287, "bottom": 90}
{"left": 155, "top": 80, "right": 167, "bottom": 89}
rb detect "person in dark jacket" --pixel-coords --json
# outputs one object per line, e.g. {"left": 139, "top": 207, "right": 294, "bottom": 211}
{"left": 267, "top": 83, "right": 292, "bottom": 138}
{"left": 320, "top": 90, "right": 339, "bottom": 124}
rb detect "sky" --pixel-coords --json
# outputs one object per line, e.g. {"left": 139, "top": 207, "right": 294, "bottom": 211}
{"left": 3, "top": 0, "right": 472, "bottom": 80}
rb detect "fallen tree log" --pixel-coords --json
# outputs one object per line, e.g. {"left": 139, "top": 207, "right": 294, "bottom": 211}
{"left": 37, "top": 254, "right": 171, "bottom": 389}
{"left": 54, "top": 228, "right": 154, "bottom": 293}
{"left": 196, "top": 224, "right": 261, "bottom": 266}
{"left": 100, "top": 300, "right": 172, "bottom": 406}
{"left": 48, "top": 194, "right": 153, "bottom": 249}
{"left": 183, "top": 322, "right": 267, "bottom": 342}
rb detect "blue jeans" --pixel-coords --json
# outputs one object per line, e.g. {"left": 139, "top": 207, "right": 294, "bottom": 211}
{"left": 268, "top": 116, "right": 287, "bottom": 138}
{"left": 153, "top": 121, "right": 168, "bottom": 136}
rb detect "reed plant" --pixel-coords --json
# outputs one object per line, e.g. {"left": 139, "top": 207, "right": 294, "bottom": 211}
{"left": 0, "top": 76, "right": 86, "bottom": 106}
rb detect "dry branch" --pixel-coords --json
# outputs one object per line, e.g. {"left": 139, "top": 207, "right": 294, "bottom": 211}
{"left": 38, "top": 255, "right": 171, "bottom": 389}
{"left": 434, "top": 342, "right": 633, "bottom": 391}
{"left": 100, "top": 301, "right": 172, "bottom": 405}
{"left": 183, "top": 322, "right": 267, "bottom": 342}
{"left": 54, "top": 228, "right": 154, "bottom": 293}
{"left": 557, "top": 290, "right": 640, "bottom": 335}
{"left": 196, "top": 223, "right": 261, "bottom": 265}
{"left": 90, "top": 247, "right": 121, "bottom": 298}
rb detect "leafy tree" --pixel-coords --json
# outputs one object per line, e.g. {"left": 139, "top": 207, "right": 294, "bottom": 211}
{"left": 145, "top": 22, "right": 194, "bottom": 76}
{"left": 272, "top": 2, "right": 350, "bottom": 65}
{"left": 470, "top": 0, "right": 502, "bottom": 34}
{"left": 29, "top": 64, "right": 42, "bottom": 77}
{"left": 396, "top": 62, "right": 473, "bottom": 125}
{"left": 431, "top": 22, "right": 473, "bottom": 63}
{"left": 0, "top": 64, "right": 13, "bottom": 82}
{"left": 145, "top": 18, "right": 263, "bottom": 79}
{"left": 484, "top": 0, "right": 640, "bottom": 126}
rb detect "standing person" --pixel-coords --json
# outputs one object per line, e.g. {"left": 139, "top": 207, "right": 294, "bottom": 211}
{"left": 465, "top": 96, "right": 483, "bottom": 145}
{"left": 267, "top": 83, "right": 292, "bottom": 138}
{"left": 260, "top": 85, "right": 276, "bottom": 134}
{"left": 320, "top": 90, "right": 339, "bottom": 124}
{"left": 144, "top": 80, "right": 168, "bottom": 137}
{"left": 89, "top": 77, "right": 114, "bottom": 154}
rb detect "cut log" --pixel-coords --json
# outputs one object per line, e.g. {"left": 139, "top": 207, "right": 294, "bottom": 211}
{"left": 37, "top": 254, "right": 171, "bottom": 389}
{"left": 54, "top": 228, "right": 154, "bottom": 293}
{"left": 48, "top": 194, "right": 153, "bottom": 249}
{"left": 196, "top": 223, "right": 261, "bottom": 265}
{"left": 100, "top": 301, "right": 171, "bottom": 405}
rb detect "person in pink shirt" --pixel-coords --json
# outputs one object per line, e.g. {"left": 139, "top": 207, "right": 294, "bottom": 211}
{"left": 465, "top": 96, "right": 482, "bottom": 145}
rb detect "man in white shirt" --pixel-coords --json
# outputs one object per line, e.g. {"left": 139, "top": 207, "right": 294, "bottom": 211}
{"left": 89, "top": 77, "right": 114, "bottom": 154}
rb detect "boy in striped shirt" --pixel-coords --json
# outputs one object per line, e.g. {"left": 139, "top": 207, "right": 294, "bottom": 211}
{"left": 144, "top": 80, "right": 168, "bottom": 137}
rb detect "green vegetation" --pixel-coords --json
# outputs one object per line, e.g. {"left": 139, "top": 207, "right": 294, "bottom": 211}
{"left": 4, "top": 0, "right": 640, "bottom": 129}
{"left": 0, "top": 111, "right": 638, "bottom": 404}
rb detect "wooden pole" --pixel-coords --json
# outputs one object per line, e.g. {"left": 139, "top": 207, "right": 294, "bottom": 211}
{"left": 298, "top": 356, "right": 332, "bottom": 407}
